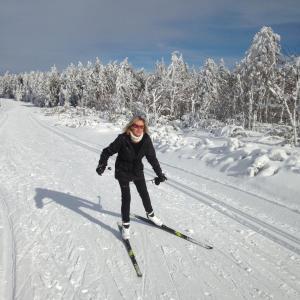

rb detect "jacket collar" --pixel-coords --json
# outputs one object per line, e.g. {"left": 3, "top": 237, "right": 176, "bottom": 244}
{"left": 124, "top": 132, "right": 148, "bottom": 157}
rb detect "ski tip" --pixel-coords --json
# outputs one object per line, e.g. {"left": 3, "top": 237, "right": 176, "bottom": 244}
{"left": 193, "top": 243, "right": 213, "bottom": 249}
{"left": 197, "top": 243, "right": 213, "bottom": 249}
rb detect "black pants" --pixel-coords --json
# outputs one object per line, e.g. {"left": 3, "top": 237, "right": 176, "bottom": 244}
{"left": 118, "top": 177, "right": 153, "bottom": 223}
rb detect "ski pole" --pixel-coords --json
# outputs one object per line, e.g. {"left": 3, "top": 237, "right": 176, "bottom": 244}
{"left": 146, "top": 178, "right": 157, "bottom": 184}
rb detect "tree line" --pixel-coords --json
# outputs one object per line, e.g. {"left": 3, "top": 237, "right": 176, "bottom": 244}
{"left": 1, "top": 27, "right": 299, "bottom": 143}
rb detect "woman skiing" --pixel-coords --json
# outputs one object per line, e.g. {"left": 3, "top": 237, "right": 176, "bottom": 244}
{"left": 96, "top": 115, "right": 167, "bottom": 239}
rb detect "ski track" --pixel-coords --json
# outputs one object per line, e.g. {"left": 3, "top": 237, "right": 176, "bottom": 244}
{"left": 0, "top": 105, "right": 113, "bottom": 299}
{"left": 2, "top": 102, "right": 190, "bottom": 299}
{"left": 32, "top": 109, "right": 299, "bottom": 217}
{"left": 159, "top": 161, "right": 300, "bottom": 215}
{"left": 158, "top": 177, "right": 300, "bottom": 255}
{"left": 0, "top": 187, "right": 16, "bottom": 300}
{"left": 1, "top": 123, "right": 80, "bottom": 300}
{"left": 0, "top": 113, "right": 8, "bottom": 131}
{"left": 31, "top": 110, "right": 300, "bottom": 255}
{"left": 30, "top": 105, "right": 300, "bottom": 298}
{"left": 0, "top": 100, "right": 299, "bottom": 299}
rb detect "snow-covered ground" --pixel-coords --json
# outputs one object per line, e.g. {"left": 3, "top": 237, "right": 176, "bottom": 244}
{"left": 0, "top": 98, "right": 299, "bottom": 300}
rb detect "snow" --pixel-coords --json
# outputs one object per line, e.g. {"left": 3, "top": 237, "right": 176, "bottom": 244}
{"left": 0, "top": 98, "right": 300, "bottom": 300}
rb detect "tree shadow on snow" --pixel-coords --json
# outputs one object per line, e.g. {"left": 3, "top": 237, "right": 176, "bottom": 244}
{"left": 34, "top": 188, "right": 122, "bottom": 240}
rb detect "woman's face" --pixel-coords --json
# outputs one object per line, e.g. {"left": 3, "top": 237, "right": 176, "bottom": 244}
{"left": 131, "top": 119, "right": 145, "bottom": 137}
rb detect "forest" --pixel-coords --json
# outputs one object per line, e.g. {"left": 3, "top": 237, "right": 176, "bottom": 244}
{"left": 1, "top": 27, "right": 299, "bottom": 144}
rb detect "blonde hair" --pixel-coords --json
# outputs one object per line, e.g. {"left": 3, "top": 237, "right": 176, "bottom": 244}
{"left": 123, "top": 115, "right": 149, "bottom": 135}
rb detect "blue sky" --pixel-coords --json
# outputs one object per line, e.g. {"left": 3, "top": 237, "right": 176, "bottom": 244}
{"left": 1, "top": 0, "right": 299, "bottom": 74}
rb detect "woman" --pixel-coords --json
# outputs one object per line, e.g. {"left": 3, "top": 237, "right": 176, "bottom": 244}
{"left": 96, "top": 115, "right": 167, "bottom": 239}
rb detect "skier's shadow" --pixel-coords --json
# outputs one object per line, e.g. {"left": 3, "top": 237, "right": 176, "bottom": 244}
{"left": 34, "top": 188, "right": 122, "bottom": 240}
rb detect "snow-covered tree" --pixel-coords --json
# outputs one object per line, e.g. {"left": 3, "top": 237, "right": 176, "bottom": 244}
{"left": 0, "top": 72, "right": 16, "bottom": 99}
{"left": 14, "top": 75, "right": 26, "bottom": 101}
{"left": 215, "top": 60, "right": 232, "bottom": 121}
{"left": 146, "top": 59, "right": 170, "bottom": 122}
{"left": 62, "top": 61, "right": 91, "bottom": 107}
{"left": 115, "top": 58, "right": 142, "bottom": 113}
{"left": 236, "top": 26, "right": 282, "bottom": 129}
{"left": 270, "top": 57, "right": 300, "bottom": 144}
{"left": 163, "top": 52, "right": 189, "bottom": 119}
{"left": 46, "top": 66, "right": 62, "bottom": 107}
{"left": 197, "top": 58, "right": 221, "bottom": 120}
{"left": 1, "top": 26, "right": 298, "bottom": 144}
{"left": 141, "top": 71, "right": 165, "bottom": 125}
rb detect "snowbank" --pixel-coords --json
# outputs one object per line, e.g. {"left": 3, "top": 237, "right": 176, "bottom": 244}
{"left": 42, "top": 106, "right": 103, "bottom": 128}
{"left": 41, "top": 106, "right": 300, "bottom": 178}
{"left": 41, "top": 106, "right": 120, "bottom": 132}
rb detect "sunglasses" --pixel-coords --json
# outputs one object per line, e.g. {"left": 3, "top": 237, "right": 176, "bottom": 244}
{"left": 132, "top": 123, "right": 144, "bottom": 130}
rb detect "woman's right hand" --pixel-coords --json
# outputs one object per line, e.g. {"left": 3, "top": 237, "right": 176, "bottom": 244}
{"left": 96, "top": 163, "right": 106, "bottom": 176}
{"left": 154, "top": 173, "right": 167, "bottom": 185}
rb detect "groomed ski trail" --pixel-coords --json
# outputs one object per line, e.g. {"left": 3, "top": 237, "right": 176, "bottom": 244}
{"left": 31, "top": 105, "right": 300, "bottom": 255}
{"left": 0, "top": 99, "right": 299, "bottom": 300}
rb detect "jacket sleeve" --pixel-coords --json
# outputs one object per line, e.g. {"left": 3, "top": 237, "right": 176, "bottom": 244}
{"left": 145, "top": 137, "right": 163, "bottom": 177}
{"left": 99, "top": 134, "right": 122, "bottom": 165}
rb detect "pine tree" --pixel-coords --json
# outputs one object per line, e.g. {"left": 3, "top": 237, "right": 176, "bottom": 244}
{"left": 115, "top": 58, "right": 142, "bottom": 113}
{"left": 236, "top": 26, "right": 281, "bottom": 129}
{"left": 46, "top": 66, "right": 62, "bottom": 107}
{"left": 198, "top": 58, "right": 220, "bottom": 120}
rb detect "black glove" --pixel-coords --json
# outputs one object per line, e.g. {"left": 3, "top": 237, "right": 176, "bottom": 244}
{"left": 96, "top": 163, "right": 106, "bottom": 176}
{"left": 154, "top": 173, "right": 167, "bottom": 185}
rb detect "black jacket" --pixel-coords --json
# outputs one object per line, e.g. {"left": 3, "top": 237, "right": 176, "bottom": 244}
{"left": 99, "top": 132, "right": 163, "bottom": 181}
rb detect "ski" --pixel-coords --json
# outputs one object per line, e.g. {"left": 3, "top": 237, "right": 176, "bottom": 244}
{"left": 131, "top": 214, "right": 213, "bottom": 250}
{"left": 117, "top": 223, "right": 143, "bottom": 277}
